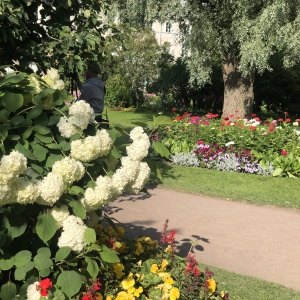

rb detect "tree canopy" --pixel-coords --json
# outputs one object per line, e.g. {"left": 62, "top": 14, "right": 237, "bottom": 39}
{"left": 0, "top": 0, "right": 119, "bottom": 75}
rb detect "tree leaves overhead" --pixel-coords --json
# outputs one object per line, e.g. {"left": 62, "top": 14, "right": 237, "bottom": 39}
{"left": 0, "top": 0, "right": 118, "bottom": 74}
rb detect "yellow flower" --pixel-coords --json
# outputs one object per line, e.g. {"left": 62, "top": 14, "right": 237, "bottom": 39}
{"left": 133, "top": 286, "right": 143, "bottom": 297}
{"left": 135, "top": 241, "right": 144, "bottom": 255}
{"left": 150, "top": 264, "right": 159, "bottom": 273}
{"left": 164, "top": 245, "right": 172, "bottom": 253}
{"left": 169, "top": 287, "right": 180, "bottom": 300}
{"left": 106, "top": 296, "right": 114, "bottom": 300}
{"left": 161, "top": 259, "right": 168, "bottom": 270}
{"left": 95, "top": 293, "right": 103, "bottom": 300}
{"left": 206, "top": 278, "right": 216, "bottom": 293}
{"left": 121, "top": 276, "right": 135, "bottom": 290}
{"left": 164, "top": 276, "right": 174, "bottom": 286}
{"left": 113, "top": 262, "right": 125, "bottom": 279}
{"left": 115, "top": 291, "right": 135, "bottom": 300}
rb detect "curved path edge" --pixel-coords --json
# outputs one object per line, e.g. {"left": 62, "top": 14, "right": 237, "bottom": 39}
{"left": 105, "top": 187, "right": 300, "bottom": 291}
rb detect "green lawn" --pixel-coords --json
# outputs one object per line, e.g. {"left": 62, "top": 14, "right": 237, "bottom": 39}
{"left": 108, "top": 109, "right": 300, "bottom": 299}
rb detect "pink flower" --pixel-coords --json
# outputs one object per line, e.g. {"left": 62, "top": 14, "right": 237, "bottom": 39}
{"left": 281, "top": 150, "right": 288, "bottom": 156}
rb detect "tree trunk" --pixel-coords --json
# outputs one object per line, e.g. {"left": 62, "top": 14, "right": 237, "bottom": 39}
{"left": 222, "top": 59, "right": 254, "bottom": 120}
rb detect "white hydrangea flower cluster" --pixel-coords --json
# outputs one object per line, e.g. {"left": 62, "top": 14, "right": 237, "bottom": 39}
{"left": 57, "top": 215, "right": 87, "bottom": 252}
{"left": 57, "top": 100, "right": 94, "bottom": 138}
{"left": 127, "top": 162, "right": 151, "bottom": 194}
{"left": 42, "top": 68, "right": 65, "bottom": 90}
{"left": 52, "top": 157, "right": 85, "bottom": 185}
{"left": 26, "top": 281, "right": 42, "bottom": 300}
{"left": 0, "top": 151, "right": 38, "bottom": 205}
{"left": 79, "top": 127, "right": 151, "bottom": 211}
{"left": 50, "top": 205, "right": 70, "bottom": 228}
{"left": 126, "top": 126, "right": 151, "bottom": 161}
{"left": 70, "top": 129, "right": 113, "bottom": 162}
{"left": 37, "top": 172, "right": 65, "bottom": 206}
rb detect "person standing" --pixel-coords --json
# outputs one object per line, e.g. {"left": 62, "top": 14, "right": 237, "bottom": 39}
{"left": 75, "top": 61, "right": 106, "bottom": 122}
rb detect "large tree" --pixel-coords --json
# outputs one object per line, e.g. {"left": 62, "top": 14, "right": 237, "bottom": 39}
{"left": 0, "top": 0, "right": 119, "bottom": 75}
{"left": 115, "top": 0, "right": 300, "bottom": 118}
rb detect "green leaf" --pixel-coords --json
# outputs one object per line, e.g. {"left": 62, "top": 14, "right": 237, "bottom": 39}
{"left": 99, "top": 246, "right": 120, "bottom": 263}
{"left": 0, "top": 257, "right": 15, "bottom": 270}
{"left": 10, "top": 115, "right": 24, "bottom": 126}
{"left": 57, "top": 270, "right": 82, "bottom": 298}
{"left": 3, "top": 72, "right": 27, "bottom": 84}
{"left": 37, "top": 247, "right": 51, "bottom": 257}
{"left": 27, "top": 105, "right": 43, "bottom": 119}
{"left": 85, "top": 257, "right": 99, "bottom": 278}
{"left": 36, "top": 213, "right": 57, "bottom": 243}
{"left": 31, "top": 163, "right": 44, "bottom": 174}
{"left": 131, "top": 121, "right": 148, "bottom": 128}
{"left": 152, "top": 141, "right": 170, "bottom": 158}
{"left": 2, "top": 92, "right": 24, "bottom": 112}
{"left": 0, "top": 282, "right": 17, "bottom": 300}
{"left": 35, "top": 133, "right": 54, "bottom": 143}
{"left": 272, "top": 168, "right": 283, "bottom": 177}
{"left": 4, "top": 216, "right": 27, "bottom": 239}
{"left": 0, "top": 109, "right": 10, "bottom": 122}
{"left": 69, "top": 185, "right": 85, "bottom": 196}
{"left": 15, "top": 143, "right": 36, "bottom": 160}
{"left": 66, "top": 199, "right": 86, "bottom": 219}
{"left": 146, "top": 160, "right": 163, "bottom": 181}
{"left": 39, "top": 267, "right": 51, "bottom": 277}
{"left": 14, "top": 261, "right": 34, "bottom": 280}
{"left": 46, "top": 154, "right": 64, "bottom": 169}
{"left": 34, "top": 253, "right": 52, "bottom": 270}
{"left": 84, "top": 228, "right": 96, "bottom": 244}
{"left": 33, "top": 144, "right": 47, "bottom": 162}
{"left": 34, "top": 125, "right": 51, "bottom": 135}
{"left": 153, "top": 115, "right": 172, "bottom": 127}
{"left": 55, "top": 247, "right": 72, "bottom": 262}
{"left": 22, "top": 127, "right": 33, "bottom": 140}
{"left": 14, "top": 250, "right": 32, "bottom": 267}
{"left": 48, "top": 115, "right": 61, "bottom": 126}
{"left": 111, "top": 148, "right": 122, "bottom": 158}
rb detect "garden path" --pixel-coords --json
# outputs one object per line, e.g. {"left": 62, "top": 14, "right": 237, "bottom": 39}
{"left": 105, "top": 187, "right": 300, "bottom": 292}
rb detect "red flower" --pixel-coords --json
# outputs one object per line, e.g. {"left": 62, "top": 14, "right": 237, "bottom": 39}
{"left": 235, "top": 110, "right": 239, "bottom": 112}
{"left": 251, "top": 114, "right": 256, "bottom": 117}
{"left": 284, "top": 112, "right": 288, "bottom": 115}
{"left": 229, "top": 113, "right": 234, "bottom": 118}
{"left": 223, "top": 117, "right": 229, "bottom": 121}
{"left": 296, "top": 119, "right": 300, "bottom": 122}
{"left": 286, "top": 118, "right": 291, "bottom": 123}
{"left": 249, "top": 126, "right": 256, "bottom": 131}
{"left": 36, "top": 278, "right": 52, "bottom": 297}
{"left": 281, "top": 150, "right": 288, "bottom": 156}
{"left": 278, "top": 118, "right": 283, "bottom": 122}
{"left": 171, "top": 107, "right": 177, "bottom": 112}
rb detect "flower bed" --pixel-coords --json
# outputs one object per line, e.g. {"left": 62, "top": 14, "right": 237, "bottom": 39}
{"left": 155, "top": 110, "right": 300, "bottom": 177}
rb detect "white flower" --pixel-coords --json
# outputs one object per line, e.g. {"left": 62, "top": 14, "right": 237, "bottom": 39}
{"left": 294, "top": 129, "right": 300, "bottom": 136}
{"left": 126, "top": 138, "right": 150, "bottom": 161}
{"left": 50, "top": 205, "right": 70, "bottom": 228}
{"left": 127, "top": 162, "right": 151, "bottom": 194}
{"left": 81, "top": 176, "right": 116, "bottom": 211}
{"left": 14, "top": 177, "right": 39, "bottom": 204}
{"left": 37, "top": 172, "right": 64, "bottom": 206}
{"left": 58, "top": 215, "right": 87, "bottom": 252}
{"left": 225, "top": 141, "right": 235, "bottom": 147}
{"left": 129, "top": 126, "right": 145, "bottom": 140}
{"left": 26, "top": 282, "right": 42, "bottom": 300}
{"left": 0, "top": 184, "right": 13, "bottom": 205}
{"left": 57, "top": 117, "right": 78, "bottom": 138}
{"left": 70, "top": 135, "right": 103, "bottom": 162}
{"left": 52, "top": 157, "right": 85, "bottom": 185}
{"left": 293, "top": 122, "right": 299, "bottom": 126}
{"left": 0, "top": 171, "right": 15, "bottom": 185}
{"left": 96, "top": 129, "right": 113, "bottom": 156}
{"left": 68, "top": 100, "right": 93, "bottom": 130}
{"left": 42, "top": 68, "right": 65, "bottom": 90}
{"left": 112, "top": 157, "right": 140, "bottom": 194}
{"left": 0, "top": 150, "right": 27, "bottom": 176}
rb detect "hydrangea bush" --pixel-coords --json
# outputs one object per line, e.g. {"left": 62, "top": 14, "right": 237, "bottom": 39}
{"left": 0, "top": 69, "right": 230, "bottom": 300}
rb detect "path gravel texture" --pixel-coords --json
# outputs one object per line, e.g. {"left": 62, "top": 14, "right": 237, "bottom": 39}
{"left": 104, "top": 187, "right": 300, "bottom": 292}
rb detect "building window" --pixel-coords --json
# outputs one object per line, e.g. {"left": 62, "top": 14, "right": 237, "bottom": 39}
{"left": 166, "top": 22, "right": 172, "bottom": 33}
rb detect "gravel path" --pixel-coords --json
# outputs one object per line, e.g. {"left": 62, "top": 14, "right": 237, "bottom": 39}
{"left": 105, "top": 187, "right": 300, "bottom": 291}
